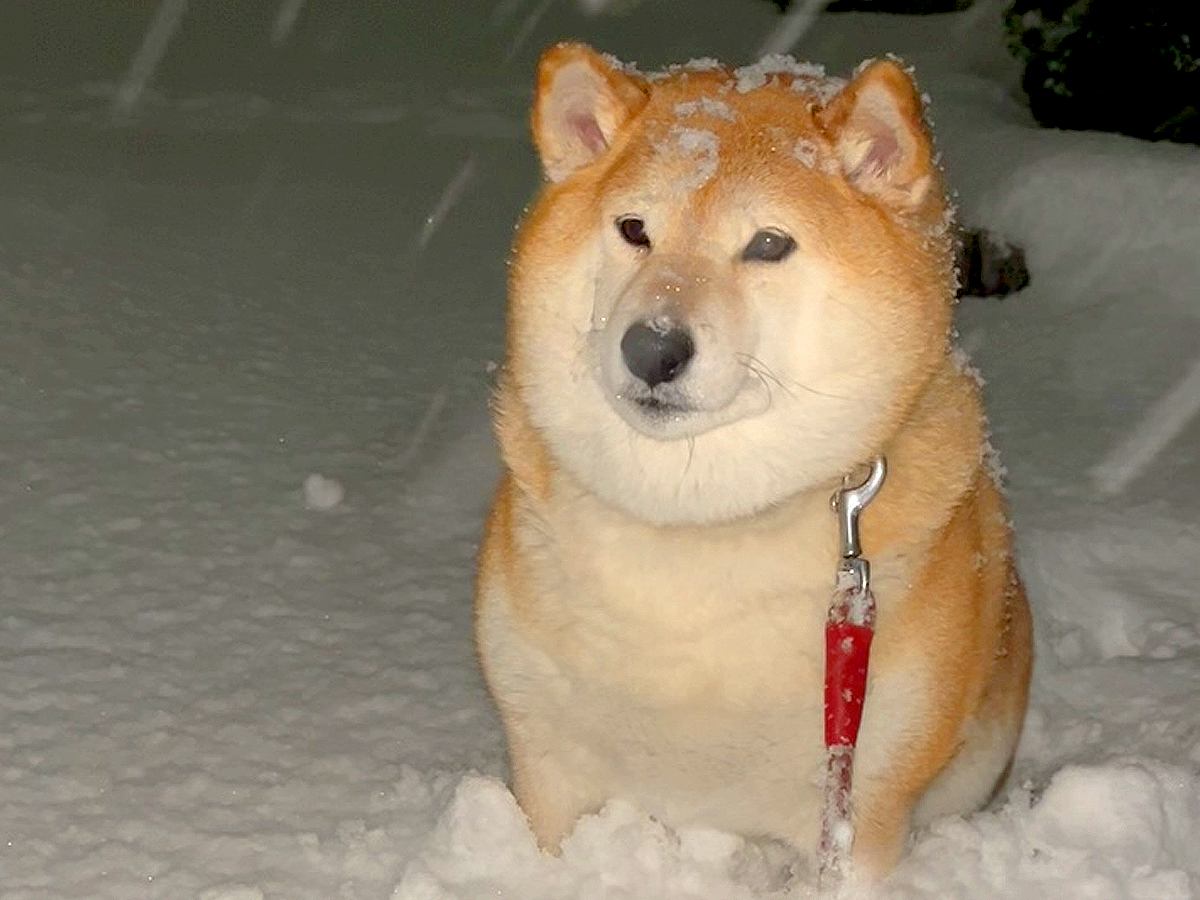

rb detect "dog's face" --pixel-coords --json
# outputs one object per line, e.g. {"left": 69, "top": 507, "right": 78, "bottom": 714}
{"left": 507, "top": 45, "right": 954, "bottom": 525}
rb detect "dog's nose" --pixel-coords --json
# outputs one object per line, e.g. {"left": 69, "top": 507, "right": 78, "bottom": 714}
{"left": 620, "top": 320, "right": 695, "bottom": 388}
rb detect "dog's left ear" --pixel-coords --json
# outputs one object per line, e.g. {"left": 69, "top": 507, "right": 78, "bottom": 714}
{"left": 822, "top": 59, "right": 934, "bottom": 211}
{"left": 532, "top": 43, "right": 649, "bottom": 183}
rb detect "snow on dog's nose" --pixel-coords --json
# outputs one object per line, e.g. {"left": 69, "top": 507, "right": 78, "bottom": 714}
{"left": 620, "top": 318, "right": 695, "bottom": 388}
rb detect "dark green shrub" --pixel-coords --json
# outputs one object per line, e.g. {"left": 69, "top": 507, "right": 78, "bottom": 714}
{"left": 1005, "top": 1, "right": 1199, "bottom": 143}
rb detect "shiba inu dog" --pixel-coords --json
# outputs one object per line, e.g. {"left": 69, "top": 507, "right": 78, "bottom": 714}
{"left": 475, "top": 43, "right": 1032, "bottom": 881}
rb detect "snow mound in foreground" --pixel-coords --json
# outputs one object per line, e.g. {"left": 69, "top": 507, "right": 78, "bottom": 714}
{"left": 888, "top": 760, "right": 1200, "bottom": 900}
{"left": 394, "top": 775, "right": 797, "bottom": 900}
{"left": 393, "top": 762, "right": 1200, "bottom": 900}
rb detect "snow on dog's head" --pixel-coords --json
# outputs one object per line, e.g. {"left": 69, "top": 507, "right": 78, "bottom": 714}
{"left": 504, "top": 43, "right": 955, "bottom": 524}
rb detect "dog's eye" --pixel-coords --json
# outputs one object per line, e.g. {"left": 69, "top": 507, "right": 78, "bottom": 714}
{"left": 616, "top": 216, "right": 651, "bottom": 249}
{"left": 742, "top": 229, "right": 796, "bottom": 263}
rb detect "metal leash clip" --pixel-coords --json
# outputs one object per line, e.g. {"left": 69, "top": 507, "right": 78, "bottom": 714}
{"left": 833, "top": 456, "right": 887, "bottom": 614}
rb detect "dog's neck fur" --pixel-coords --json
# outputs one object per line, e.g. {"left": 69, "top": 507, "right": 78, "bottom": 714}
{"left": 495, "top": 354, "right": 985, "bottom": 582}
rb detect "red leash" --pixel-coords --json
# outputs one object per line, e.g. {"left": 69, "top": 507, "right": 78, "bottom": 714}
{"left": 819, "top": 457, "right": 887, "bottom": 884}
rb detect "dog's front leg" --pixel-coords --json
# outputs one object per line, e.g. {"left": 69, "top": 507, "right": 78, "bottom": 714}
{"left": 847, "top": 792, "right": 914, "bottom": 881}
{"left": 507, "top": 725, "right": 603, "bottom": 852}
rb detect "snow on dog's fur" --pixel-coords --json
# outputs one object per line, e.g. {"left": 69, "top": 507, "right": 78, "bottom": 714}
{"left": 475, "top": 43, "right": 1032, "bottom": 881}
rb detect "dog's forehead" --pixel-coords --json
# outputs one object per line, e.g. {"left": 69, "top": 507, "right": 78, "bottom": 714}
{"left": 606, "top": 74, "right": 839, "bottom": 203}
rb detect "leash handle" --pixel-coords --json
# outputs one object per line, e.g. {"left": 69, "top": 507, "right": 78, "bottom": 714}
{"left": 819, "top": 578, "right": 877, "bottom": 882}
{"left": 824, "top": 616, "right": 875, "bottom": 747}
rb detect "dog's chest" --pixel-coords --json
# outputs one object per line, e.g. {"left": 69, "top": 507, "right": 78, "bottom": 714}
{"left": 537, "top": 498, "right": 833, "bottom": 700}
{"left": 509, "top": 504, "right": 840, "bottom": 819}
{"left": 486, "top": 496, "right": 928, "bottom": 841}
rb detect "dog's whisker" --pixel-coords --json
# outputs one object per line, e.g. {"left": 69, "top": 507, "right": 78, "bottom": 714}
{"left": 737, "top": 353, "right": 792, "bottom": 401}
{"left": 736, "top": 353, "right": 849, "bottom": 401}
{"left": 745, "top": 361, "right": 775, "bottom": 413}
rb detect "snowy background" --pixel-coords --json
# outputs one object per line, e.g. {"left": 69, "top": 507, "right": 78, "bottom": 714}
{"left": 2, "top": 1, "right": 1198, "bottom": 897}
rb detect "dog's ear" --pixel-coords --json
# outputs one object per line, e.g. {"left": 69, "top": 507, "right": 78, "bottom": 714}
{"left": 822, "top": 59, "right": 934, "bottom": 211}
{"left": 532, "top": 43, "right": 649, "bottom": 183}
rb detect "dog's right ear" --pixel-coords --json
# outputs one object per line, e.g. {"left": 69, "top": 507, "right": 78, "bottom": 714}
{"left": 532, "top": 43, "right": 649, "bottom": 183}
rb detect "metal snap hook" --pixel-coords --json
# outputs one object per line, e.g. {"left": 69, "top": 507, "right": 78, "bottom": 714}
{"left": 834, "top": 457, "right": 887, "bottom": 561}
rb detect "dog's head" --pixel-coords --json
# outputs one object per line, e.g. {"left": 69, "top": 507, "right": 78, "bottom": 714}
{"left": 505, "top": 44, "right": 955, "bottom": 525}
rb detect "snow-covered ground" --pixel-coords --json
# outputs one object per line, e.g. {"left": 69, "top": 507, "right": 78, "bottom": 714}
{"left": 2, "top": 1, "right": 1198, "bottom": 897}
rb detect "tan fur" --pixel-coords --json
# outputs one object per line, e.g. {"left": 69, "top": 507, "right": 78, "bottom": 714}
{"left": 476, "top": 44, "right": 1032, "bottom": 881}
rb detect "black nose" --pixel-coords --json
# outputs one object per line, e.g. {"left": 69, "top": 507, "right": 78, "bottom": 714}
{"left": 620, "top": 320, "right": 695, "bottom": 388}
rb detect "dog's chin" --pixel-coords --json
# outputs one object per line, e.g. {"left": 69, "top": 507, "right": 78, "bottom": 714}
{"left": 607, "top": 380, "right": 772, "bottom": 441}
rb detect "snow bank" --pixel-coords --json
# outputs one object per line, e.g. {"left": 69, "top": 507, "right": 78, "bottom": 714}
{"left": 392, "top": 761, "right": 1200, "bottom": 899}
{"left": 394, "top": 776, "right": 797, "bottom": 900}
{"left": 887, "top": 761, "right": 1200, "bottom": 900}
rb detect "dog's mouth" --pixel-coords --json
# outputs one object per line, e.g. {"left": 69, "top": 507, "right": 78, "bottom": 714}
{"left": 610, "top": 378, "right": 771, "bottom": 441}
{"left": 631, "top": 394, "right": 691, "bottom": 416}
{"left": 609, "top": 384, "right": 699, "bottom": 437}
